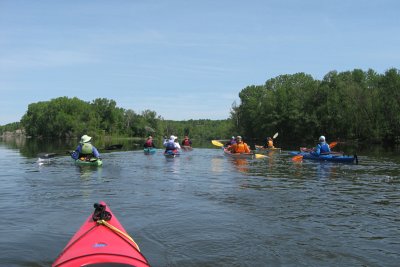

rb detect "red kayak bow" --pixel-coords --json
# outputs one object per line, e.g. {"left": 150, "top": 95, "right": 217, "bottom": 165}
{"left": 53, "top": 202, "right": 150, "bottom": 267}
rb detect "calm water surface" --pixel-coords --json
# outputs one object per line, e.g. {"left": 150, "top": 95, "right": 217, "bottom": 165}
{"left": 0, "top": 141, "right": 399, "bottom": 267}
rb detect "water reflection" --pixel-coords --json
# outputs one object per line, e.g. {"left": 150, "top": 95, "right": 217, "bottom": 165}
{"left": 230, "top": 158, "right": 249, "bottom": 173}
{"left": 163, "top": 156, "right": 181, "bottom": 173}
{"left": 292, "top": 160, "right": 343, "bottom": 180}
{"left": 211, "top": 157, "right": 224, "bottom": 173}
{"left": 1, "top": 142, "right": 400, "bottom": 266}
{"left": 76, "top": 165, "right": 103, "bottom": 181}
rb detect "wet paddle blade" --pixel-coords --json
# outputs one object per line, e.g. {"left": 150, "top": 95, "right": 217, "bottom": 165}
{"left": 37, "top": 153, "right": 57, "bottom": 159}
{"left": 292, "top": 155, "right": 303, "bottom": 161}
{"left": 211, "top": 140, "right": 224, "bottom": 147}
{"left": 255, "top": 153, "right": 268, "bottom": 159}
{"left": 329, "top": 141, "right": 338, "bottom": 148}
{"left": 273, "top": 132, "right": 279, "bottom": 139}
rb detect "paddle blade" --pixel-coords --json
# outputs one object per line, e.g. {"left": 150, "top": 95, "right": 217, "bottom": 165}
{"left": 255, "top": 153, "right": 268, "bottom": 159}
{"left": 329, "top": 141, "right": 338, "bottom": 148}
{"left": 292, "top": 155, "right": 303, "bottom": 161}
{"left": 211, "top": 140, "right": 224, "bottom": 147}
{"left": 273, "top": 132, "right": 279, "bottom": 139}
{"left": 37, "top": 153, "right": 57, "bottom": 159}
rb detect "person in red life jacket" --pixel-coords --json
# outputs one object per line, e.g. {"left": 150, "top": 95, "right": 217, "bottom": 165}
{"left": 71, "top": 134, "right": 101, "bottom": 160}
{"left": 181, "top": 136, "right": 192, "bottom": 147}
{"left": 144, "top": 136, "right": 156, "bottom": 148}
{"left": 228, "top": 136, "right": 251, "bottom": 153}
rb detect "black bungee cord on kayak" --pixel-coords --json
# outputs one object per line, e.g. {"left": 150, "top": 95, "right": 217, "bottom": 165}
{"left": 92, "top": 203, "right": 112, "bottom": 221}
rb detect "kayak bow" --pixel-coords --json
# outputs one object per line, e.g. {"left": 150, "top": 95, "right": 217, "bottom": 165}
{"left": 143, "top": 147, "right": 156, "bottom": 154}
{"left": 53, "top": 202, "right": 150, "bottom": 267}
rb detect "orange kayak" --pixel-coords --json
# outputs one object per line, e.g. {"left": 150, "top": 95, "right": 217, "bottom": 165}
{"left": 53, "top": 202, "right": 150, "bottom": 267}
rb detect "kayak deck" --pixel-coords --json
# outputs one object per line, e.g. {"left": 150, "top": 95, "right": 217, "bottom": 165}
{"left": 223, "top": 148, "right": 254, "bottom": 159}
{"left": 74, "top": 158, "right": 103, "bottom": 166}
{"left": 143, "top": 147, "right": 156, "bottom": 154}
{"left": 53, "top": 202, "right": 149, "bottom": 267}
{"left": 255, "top": 145, "right": 281, "bottom": 153}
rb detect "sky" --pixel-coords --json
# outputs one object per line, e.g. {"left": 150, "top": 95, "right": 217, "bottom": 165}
{"left": 0, "top": 0, "right": 399, "bottom": 125}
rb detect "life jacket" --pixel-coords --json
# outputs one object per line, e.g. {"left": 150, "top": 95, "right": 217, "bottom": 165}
{"left": 233, "top": 142, "right": 248, "bottom": 153}
{"left": 144, "top": 140, "right": 153, "bottom": 147}
{"left": 267, "top": 140, "right": 274, "bottom": 148}
{"left": 165, "top": 141, "right": 176, "bottom": 151}
{"left": 81, "top": 143, "right": 93, "bottom": 155}
{"left": 182, "top": 139, "right": 191, "bottom": 146}
{"left": 319, "top": 143, "right": 330, "bottom": 153}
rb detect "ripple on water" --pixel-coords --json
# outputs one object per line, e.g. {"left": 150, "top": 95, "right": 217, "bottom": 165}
{"left": 0, "top": 146, "right": 399, "bottom": 266}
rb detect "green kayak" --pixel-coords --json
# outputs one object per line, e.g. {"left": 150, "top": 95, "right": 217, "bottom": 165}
{"left": 74, "top": 158, "right": 103, "bottom": 166}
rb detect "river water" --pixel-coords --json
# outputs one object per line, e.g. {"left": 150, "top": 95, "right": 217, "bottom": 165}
{"left": 0, "top": 140, "right": 399, "bottom": 266}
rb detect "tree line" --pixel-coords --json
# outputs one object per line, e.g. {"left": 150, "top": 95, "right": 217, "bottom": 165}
{"left": 0, "top": 96, "right": 232, "bottom": 141}
{"left": 1, "top": 68, "right": 399, "bottom": 145}
{"left": 231, "top": 68, "right": 400, "bottom": 145}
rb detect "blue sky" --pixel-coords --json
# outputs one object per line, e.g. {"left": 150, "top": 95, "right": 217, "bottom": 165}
{"left": 1, "top": 0, "right": 399, "bottom": 125}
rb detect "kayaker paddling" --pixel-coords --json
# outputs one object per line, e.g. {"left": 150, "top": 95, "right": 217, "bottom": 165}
{"left": 181, "top": 135, "right": 192, "bottom": 147}
{"left": 144, "top": 135, "right": 156, "bottom": 148}
{"left": 311, "top": 135, "right": 331, "bottom": 156}
{"left": 163, "top": 135, "right": 181, "bottom": 152}
{"left": 225, "top": 136, "right": 236, "bottom": 148}
{"left": 263, "top": 137, "right": 275, "bottom": 149}
{"left": 71, "top": 135, "right": 101, "bottom": 161}
{"left": 228, "top": 136, "right": 251, "bottom": 153}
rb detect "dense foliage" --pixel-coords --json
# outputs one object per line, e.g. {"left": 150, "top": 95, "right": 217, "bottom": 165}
{"left": 231, "top": 68, "right": 400, "bottom": 144}
{"left": 0, "top": 122, "right": 21, "bottom": 135}
{"left": 2, "top": 68, "right": 399, "bottom": 145}
{"left": 16, "top": 96, "right": 232, "bottom": 140}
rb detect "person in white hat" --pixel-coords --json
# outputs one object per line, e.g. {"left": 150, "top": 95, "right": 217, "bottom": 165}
{"left": 311, "top": 135, "right": 331, "bottom": 156}
{"left": 71, "top": 134, "right": 101, "bottom": 160}
{"left": 163, "top": 135, "right": 181, "bottom": 152}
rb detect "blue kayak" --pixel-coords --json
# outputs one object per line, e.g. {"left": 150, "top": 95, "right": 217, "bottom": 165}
{"left": 143, "top": 147, "right": 156, "bottom": 154}
{"left": 290, "top": 151, "right": 358, "bottom": 163}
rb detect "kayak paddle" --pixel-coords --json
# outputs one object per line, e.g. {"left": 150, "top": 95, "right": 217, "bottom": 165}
{"left": 211, "top": 140, "right": 224, "bottom": 147}
{"left": 292, "top": 154, "right": 303, "bottom": 161}
{"left": 37, "top": 153, "right": 58, "bottom": 159}
{"left": 273, "top": 132, "right": 279, "bottom": 139}
{"left": 329, "top": 141, "right": 338, "bottom": 148}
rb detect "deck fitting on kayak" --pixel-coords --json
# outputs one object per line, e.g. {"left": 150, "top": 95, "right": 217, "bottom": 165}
{"left": 92, "top": 203, "right": 112, "bottom": 221}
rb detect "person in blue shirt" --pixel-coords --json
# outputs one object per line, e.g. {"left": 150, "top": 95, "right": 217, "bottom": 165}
{"left": 71, "top": 135, "right": 101, "bottom": 160}
{"left": 163, "top": 135, "right": 181, "bottom": 152}
{"left": 225, "top": 136, "right": 236, "bottom": 147}
{"left": 312, "top": 135, "right": 331, "bottom": 156}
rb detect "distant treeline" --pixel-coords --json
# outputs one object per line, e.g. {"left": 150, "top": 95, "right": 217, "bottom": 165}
{"left": 1, "top": 68, "right": 399, "bottom": 145}
{"left": 231, "top": 68, "right": 400, "bottom": 144}
{"left": 0, "top": 97, "right": 232, "bottom": 140}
